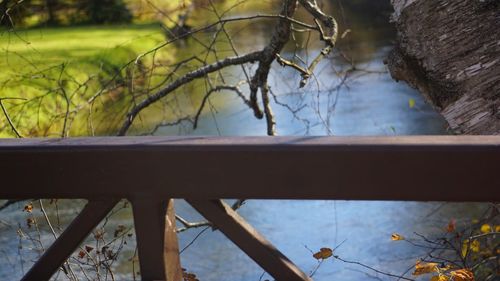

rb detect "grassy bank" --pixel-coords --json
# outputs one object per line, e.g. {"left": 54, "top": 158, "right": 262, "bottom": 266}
{"left": 0, "top": 23, "right": 166, "bottom": 137}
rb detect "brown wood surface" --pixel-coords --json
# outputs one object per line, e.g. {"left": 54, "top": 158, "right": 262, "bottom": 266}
{"left": 0, "top": 136, "right": 499, "bottom": 201}
{"left": 132, "top": 198, "right": 182, "bottom": 281}
{"left": 21, "top": 199, "right": 120, "bottom": 281}
{"left": 188, "top": 199, "right": 312, "bottom": 281}
{"left": 164, "top": 199, "right": 183, "bottom": 281}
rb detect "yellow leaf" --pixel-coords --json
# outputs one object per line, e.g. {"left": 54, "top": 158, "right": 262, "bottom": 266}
{"left": 470, "top": 240, "right": 480, "bottom": 253}
{"left": 413, "top": 261, "right": 439, "bottom": 276}
{"left": 313, "top": 248, "right": 333, "bottom": 260}
{"left": 450, "top": 269, "right": 474, "bottom": 281}
{"left": 461, "top": 240, "right": 469, "bottom": 258}
{"left": 495, "top": 225, "right": 500, "bottom": 232}
{"left": 430, "top": 275, "right": 450, "bottom": 281}
{"left": 480, "top": 224, "right": 492, "bottom": 233}
{"left": 439, "top": 264, "right": 453, "bottom": 272}
{"left": 391, "top": 233, "right": 405, "bottom": 241}
{"left": 461, "top": 239, "right": 480, "bottom": 257}
{"left": 409, "top": 99, "right": 416, "bottom": 108}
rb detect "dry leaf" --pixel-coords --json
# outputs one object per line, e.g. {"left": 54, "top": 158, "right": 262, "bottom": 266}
{"left": 78, "top": 250, "right": 86, "bottom": 259}
{"left": 114, "top": 225, "right": 126, "bottom": 237}
{"left": 450, "top": 269, "right": 474, "bottom": 281}
{"left": 183, "top": 270, "right": 199, "bottom": 281}
{"left": 430, "top": 275, "right": 450, "bottom": 281}
{"left": 313, "top": 247, "right": 333, "bottom": 260}
{"left": 94, "top": 229, "right": 105, "bottom": 240}
{"left": 391, "top": 233, "right": 405, "bottom": 241}
{"left": 413, "top": 261, "right": 438, "bottom": 276}
{"left": 26, "top": 218, "right": 35, "bottom": 228}
{"left": 24, "top": 203, "right": 33, "bottom": 213}
{"left": 446, "top": 219, "right": 456, "bottom": 233}
{"left": 439, "top": 264, "right": 453, "bottom": 271}
{"left": 85, "top": 245, "right": 94, "bottom": 253}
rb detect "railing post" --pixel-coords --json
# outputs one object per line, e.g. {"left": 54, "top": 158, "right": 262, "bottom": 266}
{"left": 132, "top": 198, "right": 182, "bottom": 281}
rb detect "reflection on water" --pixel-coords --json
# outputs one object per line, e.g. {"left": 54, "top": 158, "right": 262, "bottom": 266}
{"left": 157, "top": 46, "right": 447, "bottom": 136}
{"left": 0, "top": 1, "right": 489, "bottom": 280}
{"left": 176, "top": 201, "right": 488, "bottom": 281}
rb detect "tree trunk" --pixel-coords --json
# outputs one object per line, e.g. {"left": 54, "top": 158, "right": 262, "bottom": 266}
{"left": 388, "top": 0, "right": 500, "bottom": 134}
{"left": 45, "top": 0, "right": 58, "bottom": 25}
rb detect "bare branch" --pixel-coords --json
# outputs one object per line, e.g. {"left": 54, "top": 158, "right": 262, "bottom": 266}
{"left": 117, "top": 52, "right": 262, "bottom": 135}
{"left": 0, "top": 98, "right": 24, "bottom": 138}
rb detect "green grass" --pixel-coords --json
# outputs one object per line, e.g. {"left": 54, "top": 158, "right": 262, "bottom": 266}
{"left": 0, "top": 21, "right": 253, "bottom": 137}
{"left": 0, "top": 23, "right": 164, "bottom": 71}
{"left": 0, "top": 23, "right": 167, "bottom": 137}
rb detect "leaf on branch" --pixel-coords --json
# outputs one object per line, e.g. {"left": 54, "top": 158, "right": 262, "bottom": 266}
{"left": 85, "top": 245, "right": 94, "bottom": 253}
{"left": 446, "top": 219, "right": 456, "bottom": 233}
{"left": 470, "top": 240, "right": 480, "bottom": 252}
{"left": 430, "top": 275, "right": 450, "bottom": 281}
{"left": 182, "top": 268, "right": 200, "bottom": 281}
{"left": 439, "top": 264, "right": 453, "bottom": 272}
{"left": 413, "top": 261, "right": 439, "bottom": 276}
{"left": 313, "top": 247, "right": 333, "bottom": 260}
{"left": 114, "top": 225, "right": 127, "bottom": 237}
{"left": 409, "top": 98, "right": 416, "bottom": 109}
{"left": 78, "top": 250, "right": 86, "bottom": 259}
{"left": 495, "top": 225, "right": 500, "bottom": 232}
{"left": 461, "top": 239, "right": 480, "bottom": 257}
{"left": 26, "top": 218, "right": 35, "bottom": 228}
{"left": 23, "top": 203, "right": 33, "bottom": 213}
{"left": 480, "top": 224, "right": 492, "bottom": 233}
{"left": 450, "top": 269, "right": 474, "bottom": 281}
{"left": 391, "top": 233, "right": 405, "bottom": 241}
{"left": 94, "top": 229, "right": 105, "bottom": 240}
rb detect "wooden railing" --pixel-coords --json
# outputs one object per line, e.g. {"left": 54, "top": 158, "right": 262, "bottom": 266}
{"left": 1, "top": 136, "right": 500, "bottom": 281}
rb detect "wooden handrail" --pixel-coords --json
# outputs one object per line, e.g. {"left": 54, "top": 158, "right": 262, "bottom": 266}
{"left": 1, "top": 136, "right": 500, "bottom": 281}
{"left": 1, "top": 136, "right": 499, "bottom": 201}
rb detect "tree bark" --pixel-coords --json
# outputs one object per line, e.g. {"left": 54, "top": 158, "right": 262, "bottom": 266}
{"left": 388, "top": 0, "right": 500, "bottom": 134}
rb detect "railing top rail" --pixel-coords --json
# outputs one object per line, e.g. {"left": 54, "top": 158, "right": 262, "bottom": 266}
{"left": 1, "top": 136, "right": 499, "bottom": 201}
{"left": 1, "top": 135, "right": 500, "bottom": 149}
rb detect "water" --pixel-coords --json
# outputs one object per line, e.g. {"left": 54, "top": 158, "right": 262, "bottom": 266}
{"left": 0, "top": 1, "right": 490, "bottom": 280}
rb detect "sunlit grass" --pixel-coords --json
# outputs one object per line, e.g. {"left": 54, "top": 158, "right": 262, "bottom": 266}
{"left": 0, "top": 23, "right": 164, "bottom": 69}
{"left": 0, "top": 23, "right": 167, "bottom": 137}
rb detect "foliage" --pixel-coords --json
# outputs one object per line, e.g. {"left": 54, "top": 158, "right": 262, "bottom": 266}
{"left": 16, "top": 199, "right": 135, "bottom": 281}
{"left": 79, "top": 0, "right": 133, "bottom": 24}
{"left": 0, "top": 0, "right": 133, "bottom": 26}
{"left": 391, "top": 204, "right": 499, "bottom": 281}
